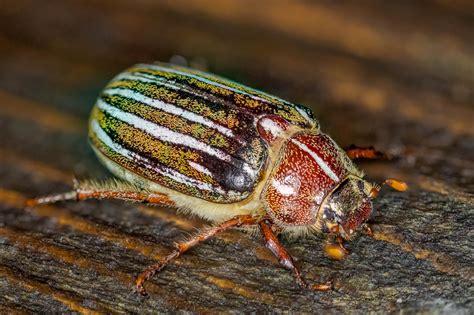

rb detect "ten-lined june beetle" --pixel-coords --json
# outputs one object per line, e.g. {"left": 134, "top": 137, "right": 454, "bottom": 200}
{"left": 28, "top": 62, "right": 407, "bottom": 294}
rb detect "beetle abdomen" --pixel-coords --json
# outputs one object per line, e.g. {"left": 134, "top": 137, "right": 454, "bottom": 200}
{"left": 89, "top": 63, "right": 317, "bottom": 203}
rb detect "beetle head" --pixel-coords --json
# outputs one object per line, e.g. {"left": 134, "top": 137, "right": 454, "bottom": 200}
{"left": 320, "top": 176, "right": 374, "bottom": 240}
{"left": 320, "top": 176, "right": 407, "bottom": 240}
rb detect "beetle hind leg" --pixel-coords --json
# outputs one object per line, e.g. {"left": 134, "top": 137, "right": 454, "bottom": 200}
{"left": 26, "top": 178, "right": 175, "bottom": 207}
{"left": 259, "top": 220, "right": 332, "bottom": 291}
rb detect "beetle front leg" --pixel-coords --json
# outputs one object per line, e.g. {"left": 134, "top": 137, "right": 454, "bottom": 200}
{"left": 26, "top": 179, "right": 175, "bottom": 207}
{"left": 335, "top": 236, "right": 351, "bottom": 255}
{"left": 135, "top": 214, "right": 257, "bottom": 295}
{"left": 258, "top": 220, "right": 332, "bottom": 291}
{"left": 344, "top": 145, "right": 387, "bottom": 160}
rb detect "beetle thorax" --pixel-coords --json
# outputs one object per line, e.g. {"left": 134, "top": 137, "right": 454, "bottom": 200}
{"left": 260, "top": 131, "right": 364, "bottom": 230}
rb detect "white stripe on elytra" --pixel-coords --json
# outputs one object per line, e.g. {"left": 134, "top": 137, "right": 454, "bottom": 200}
{"left": 291, "top": 138, "right": 339, "bottom": 182}
{"left": 115, "top": 72, "right": 182, "bottom": 92}
{"left": 120, "top": 70, "right": 316, "bottom": 135}
{"left": 118, "top": 72, "right": 217, "bottom": 103}
{"left": 91, "top": 120, "right": 224, "bottom": 194}
{"left": 114, "top": 72, "right": 213, "bottom": 106}
{"left": 103, "top": 87, "right": 234, "bottom": 138}
{"left": 295, "top": 106, "right": 315, "bottom": 125}
{"left": 97, "top": 99, "right": 257, "bottom": 178}
{"left": 139, "top": 64, "right": 290, "bottom": 106}
{"left": 188, "top": 161, "right": 213, "bottom": 176}
{"left": 97, "top": 99, "right": 230, "bottom": 161}
{"left": 138, "top": 64, "right": 316, "bottom": 126}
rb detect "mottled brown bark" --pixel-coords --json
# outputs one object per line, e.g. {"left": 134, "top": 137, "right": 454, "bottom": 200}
{"left": 0, "top": 1, "right": 472, "bottom": 313}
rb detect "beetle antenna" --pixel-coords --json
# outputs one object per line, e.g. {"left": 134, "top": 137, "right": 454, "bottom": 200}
{"left": 370, "top": 178, "right": 408, "bottom": 198}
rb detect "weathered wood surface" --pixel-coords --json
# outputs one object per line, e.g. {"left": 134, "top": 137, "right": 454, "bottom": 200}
{"left": 0, "top": 0, "right": 473, "bottom": 313}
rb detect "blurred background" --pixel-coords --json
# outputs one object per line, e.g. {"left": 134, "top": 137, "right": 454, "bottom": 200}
{"left": 0, "top": 1, "right": 473, "bottom": 313}
{"left": 1, "top": 0, "right": 473, "bottom": 186}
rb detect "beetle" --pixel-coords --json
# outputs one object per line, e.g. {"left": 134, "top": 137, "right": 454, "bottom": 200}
{"left": 27, "top": 62, "right": 407, "bottom": 294}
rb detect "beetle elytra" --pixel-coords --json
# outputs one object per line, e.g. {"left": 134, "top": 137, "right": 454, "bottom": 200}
{"left": 28, "top": 63, "right": 407, "bottom": 294}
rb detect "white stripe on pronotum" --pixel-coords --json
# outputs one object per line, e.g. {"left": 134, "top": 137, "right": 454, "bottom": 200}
{"left": 291, "top": 138, "right": 339, "bottom": 182}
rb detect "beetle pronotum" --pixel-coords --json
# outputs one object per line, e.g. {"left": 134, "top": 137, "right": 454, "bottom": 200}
{"left": 28, "top": 63, "right": 407, "bottom": 294}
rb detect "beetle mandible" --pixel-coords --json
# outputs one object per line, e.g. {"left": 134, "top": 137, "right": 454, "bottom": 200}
{"left": 28, "top": 62, "right": 407, "bottom": 294}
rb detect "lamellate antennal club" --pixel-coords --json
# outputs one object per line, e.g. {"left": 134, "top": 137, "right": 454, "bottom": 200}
{"left": 27, "top": 62, "right": 407, "bottom": 295}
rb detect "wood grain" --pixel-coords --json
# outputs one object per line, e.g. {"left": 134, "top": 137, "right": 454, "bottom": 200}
{"left": 0, "top": 1, "right": 472, "bottom": 313}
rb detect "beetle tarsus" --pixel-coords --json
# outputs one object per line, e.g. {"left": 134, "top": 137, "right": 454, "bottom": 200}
{"left": 135, "top": 260, "right": 169, "bottom": 296}
{"left": 310, "top": 281, "right": 333, "bottom": 291}
{"left": 134, "top": 214, "right": 256, "bottom": 295}
{"left": 295, "top": 275, "right": 332, "bottom": 291}
{"left": 25, "top": 191, "right": 78, "bottom": 207}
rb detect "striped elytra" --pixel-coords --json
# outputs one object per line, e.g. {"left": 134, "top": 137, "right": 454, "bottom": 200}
{"left": 89, "top": 63, "right": 319, "bottom": 204}
{"left": 85, "top": 62, "right": 394, "bottom": 236}
{"left": 31, "top": 62, "right": 407, "bottom": 293}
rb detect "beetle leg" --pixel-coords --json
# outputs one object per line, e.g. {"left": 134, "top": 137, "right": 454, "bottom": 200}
{"left": 258, "top": 220, "right": 332, "bottom": 291}
{"left": 344, "top": 145, "right": 387, "bottom": 160}
{"left": 335, "top": 236, "right": 351, "bottom": 255}
{"left": 362, "top": 223, "right": 374, "bottom": 237}
{"left": 26, "top": 179, "right": 175, "bottom": 207}
{"left": 135, "top": 214, "right": 257, "bottom": 295}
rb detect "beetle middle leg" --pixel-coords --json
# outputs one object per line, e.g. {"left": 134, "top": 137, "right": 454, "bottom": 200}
{"left": 135, "top": 214, "right": 257, "bottom": 295}
{"left": 344, "top": 145, "right": 387, "bottom": 160}
{"left": 259, "top": 220, "right": 332, "bottom": 291}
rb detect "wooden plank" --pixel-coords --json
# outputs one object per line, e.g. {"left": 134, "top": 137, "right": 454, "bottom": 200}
{"left": 0, "top": 0, "right": 472, "bottom": 313}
